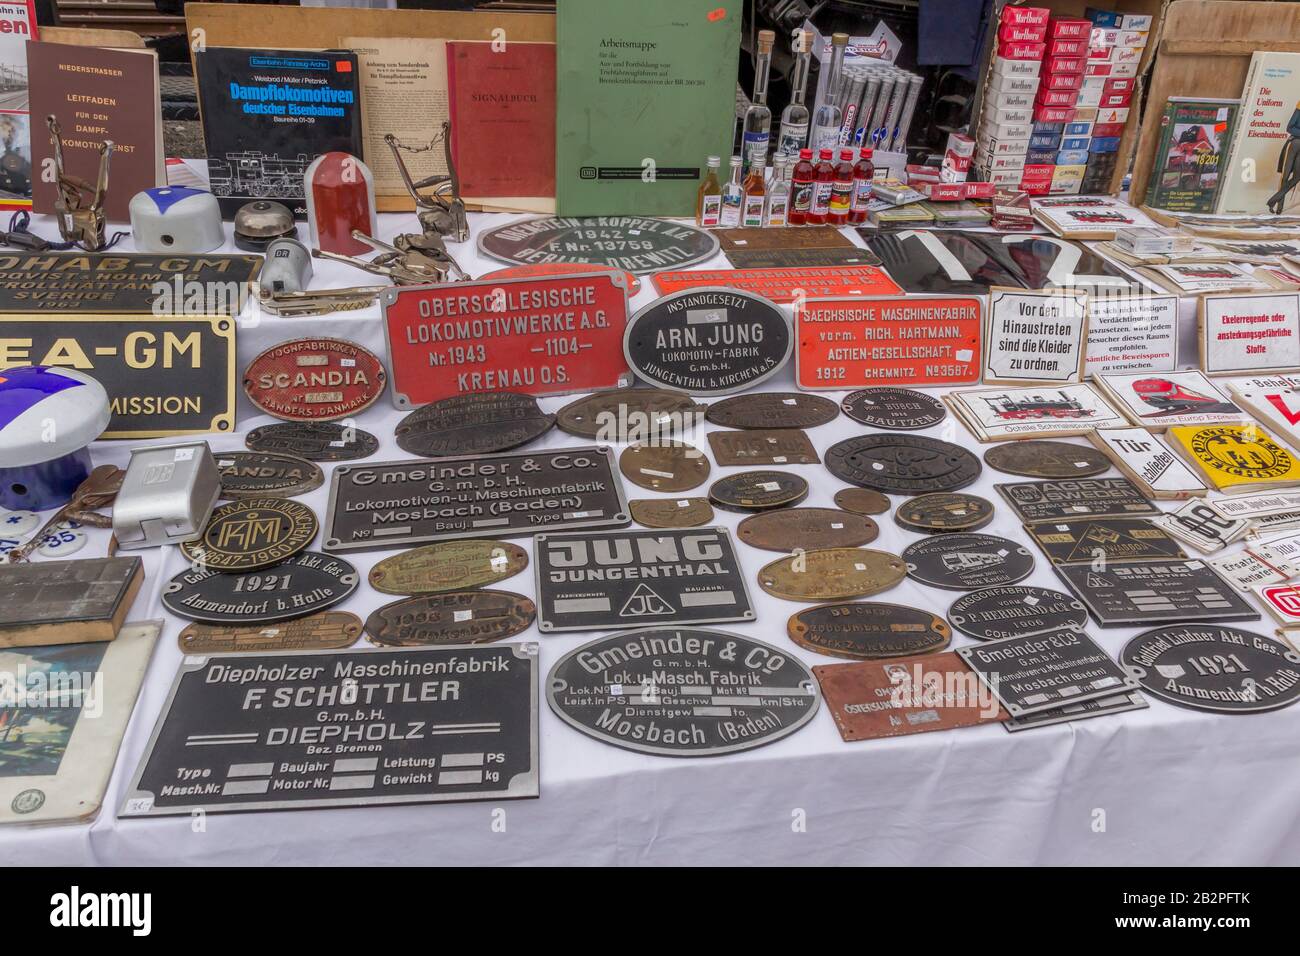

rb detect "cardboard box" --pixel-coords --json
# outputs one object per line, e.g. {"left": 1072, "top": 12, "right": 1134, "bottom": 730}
{"left": 1034, "top": 104, "right": 1075, "bottom": 123}
{"left": 1056, "top": 148, "right": 1090, "bottom": 165}
{"left": 1036, "top": 87, "right": 1079, "bottom": 107}
{"left": 983, "top": 120, "right": 1034, "bottom": 141}
{"left": 989, "top": 70, "right": 1041, "bottom": 93}
{"left": 1042, "top": 71, "right": 1084, "bottom": 90}
{"left": 999, "top": 21, "right": 1049, "bottom": 43}
{"left": 1045, "top": 55, "right": 1085, "bottom": 73}
{"left": 1001, "top": 40, "right": 1048, "bottom": 59}
{"left": 1049, "top": 38, "right": 1088, "bottom": 57}
{"left": 993, "top": 55, "right": 1043, "bottom": 77}
{"left": 1061, "top": 136, "right": 1092, "bottom": 150}
{"left": 1003, "top": 5, "right": 1051, "bottom": 26}
{"left": 1050, "top": 17, "right": 1092, "bottom": 38}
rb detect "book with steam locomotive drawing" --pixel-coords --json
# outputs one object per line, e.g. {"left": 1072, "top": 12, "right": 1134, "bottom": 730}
{"left": 944, "top": 383, "right": 1127, "bottom": 442}
{"left": 1095, "top": 370, "right": 1247, "bottom": 430}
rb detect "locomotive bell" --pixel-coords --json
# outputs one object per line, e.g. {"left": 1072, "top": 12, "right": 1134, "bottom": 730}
{"left": 234, "top": 200, "right": 298, "bottom": 252}
{"left": 129, "top": 187, "right": 225, "bottom": 253}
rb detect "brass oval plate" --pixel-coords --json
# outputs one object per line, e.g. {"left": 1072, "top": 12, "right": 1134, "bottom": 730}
{"left": 178, "top": 611, "right": 362, "bottom": 653}
{"left": 243, "top": 337, "right": 387, "bottom": 421}
{"left": 215, "top": 451, "right": 324, "bottom": 499}
{"left": 983, "top": 440, "right": 1111, "bottom": 479}
{"left": 709, "top": 470, "right": 809, "bottom": 512}
{"left": 757, "top": 548, "right": 907, "bottom": 602}
{"left": 834, "top": 487, "right": 891, "bottom": 516}
{"left": 706, "top": 428, "right": 820, "bottom": 466}
{"left": 705, "top": 392, "right": 839, "bottom": 429}
{"left": 894, "top": 492, "right": 995, "bottom": 534}
{"left": 787, "top": 602, "right": 951, "bottom": 659}
{"left": 245, "top": 421, "right": 379, "bottom": 462}
{"left": 395, "top": 391, "right": 555, "bottom": 457}
{"left": 368, "top": 540, "right": 529, "bottom": 595}
{"left": 364, "top": 589, "right": 536, "bottom": 646}
{"left": 737, "top": 507, "right": 878, "bottom": 552}
{"left": 629, "top": 497, "right": 715, "bottom": 528}
{"left": 555, "top": 387, "right": 705, "bottom": 440}
{"left": 181, "top": 497, "right": 318, "bottom": 572}
{"left": 619, "top": 441, "right": 710, "bottom": 492}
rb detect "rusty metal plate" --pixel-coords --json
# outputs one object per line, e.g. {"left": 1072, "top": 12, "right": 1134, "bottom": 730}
{"left": 707, "top": 429, "right": 819, "bottom": 466}
{"left": 624, "top": 288, "right": 792, "bottom": 396}
{"left": 708, "top": 470, "right": 809, "bottom": 513}
{"left": 757, "top": 548, "right": 907, "bottom": 602}
{"left": 243, "top": 337, "right": 387, "bottom": 421}
{"left": 215, "top": 451, "right": 323, "bottom": 500}
{"left": 995, "top": 477, "right": 1159, "bottom": 524}
{"left": 1026, "top": 518, "right": 1186, "bottom": 566}
{"left": 957, "top": 630, "right": 1139, "bottom": 717}
{"left": 619, "top": 441, "right": 710, "bottom": 492}
{"left": 323, "top": 446, "right": 629, "bottom": 554}
{"left": 983, "top": 440, "right": 1111, "bottom": 479}
{"left": 368, "top": 540, "right": 529, "bottom": 596}
{"left": 903, "top": 533, "right": 1035, "bottom": 590}
{"left": 1122, "top": 624, "right": 1300, "bottom": 714}
{"left": 894, "top": 492, "right": 995, "bottom": 534}
{"left": 737, "top": 508, "right": 878, "bottom": 553}
{"left": 725, "top": 247, "right": 882, "bottom": 269}
{"left": 477, "top": 216, "right": 719, "bottom": 274}
{"left": 834, "top": 488, "right": 891, "bottom": 516}
{"left": 788, "top": 602, "right": 951, "bottom": 660}
{"left": 946, "top": 586, "right": 1088, "bottom": 641}
{"left": 533, "top": 526, "right": 754, "bottom": 632}
{"left": 395, "top": 392, "right": 555, "bottom": 458}
{"left": 364, "top": 589, "right": 536, "bottom": 646}
{"left": 649, "top": 266, "right": 900, "bottom": 304}
{"left": 841, "top": 387, "right": 947, "bottom": 430}
{"left": 825, "top": 434, "right": 982, "bottom": 494}
{"left": 245, "top": 421, "right": 379, "bottom": 462}
{"left": 479, "top": 262, "right": 642, "bottom": 295}
{"left": 381, "top": 271, "right": 632, "bottom": 408}
{"left": 629, "top": 497, "right": 715, "bottom": 528}
{"left": 814, "top": 652, "right": 1008, "bottom": 741}
{"left": 177, "top": 612, "right": 362, "bottom": 653}
{"left": 715, "top": 225, "right": 852, "bottom": 251}
{"left": 546, "top": 627, "right": 819, "bottom": 757}
{"left": 555, "top": 387, "right": 706, "bottom": 441}
{"left": 162, "top": 551, "right": 358, "bottom": 625}
{"left": 181, "top": 498, "right": 318, "bottom": 572}
{"left": 704, "top": 392, "right": 840, "bottom": 430}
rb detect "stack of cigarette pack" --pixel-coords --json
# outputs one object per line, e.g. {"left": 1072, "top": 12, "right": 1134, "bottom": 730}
{"left": 975, "top": 5, "right": 1050, "bottom": 190}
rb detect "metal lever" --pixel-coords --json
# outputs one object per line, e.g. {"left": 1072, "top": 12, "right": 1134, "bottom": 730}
{"left": 312, "top": 233, "right": 447, "bottom": 286}
{"left": 256, "top": 284, "right": 388, "bottom": 317}
{"left": 385, "top": 124, "right": 469, "bottom": 243}
{"left": 47, "top": 115, "right": 114, "bottom": 251}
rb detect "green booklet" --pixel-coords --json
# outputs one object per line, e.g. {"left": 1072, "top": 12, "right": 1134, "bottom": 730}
{"left": 1145, "top": 97, "right": 1239, "bottom": 214}
{"left": 557, "top": 0, "right": 741, "bottom": 217}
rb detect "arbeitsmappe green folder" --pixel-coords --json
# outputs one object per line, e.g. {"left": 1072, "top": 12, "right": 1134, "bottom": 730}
{"left": 557, "top": 0, "right": 741, "bottom": 217}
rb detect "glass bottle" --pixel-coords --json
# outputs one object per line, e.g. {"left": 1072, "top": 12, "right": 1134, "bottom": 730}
{"left": 765, "top": 157, "right": 790, "bottom": 227}
{"left": 810, "top": 32, "right": 849, "bottom": 151}
{"left": 788, "top": 148, "right": 815, "bottom": 226}
{"left": 828, "top": 148, "right": 854, "bottom": 225}
{"left": 809, "top": 147, "right": 834, "bottom": 225}
{"left": 696, "top": 155, "right": 722, "bottom": 227}
{"left": 742, "top": 29, "right": 775, "bottom": 176}
{"left": 776, "top": 29, "right": 812, "bottom": 156}
{"left": 720, "top": 155, "right": 743, "bottom": 228}
{"left": 742, "top": 162, "right": 767, "bottom": 228}
{"left": 849, "top": 147, "right": 874, "bottom": 224}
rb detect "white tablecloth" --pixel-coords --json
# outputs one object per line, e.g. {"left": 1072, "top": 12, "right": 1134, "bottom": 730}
{"left": 0, "top": 206, "right": 1294, "bottom": 867}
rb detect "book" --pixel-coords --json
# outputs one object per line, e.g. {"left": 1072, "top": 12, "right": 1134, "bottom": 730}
{"left": 555, "top": 0, "right": 740, "bottom": 217}
{"left": 195, "top": 47, "right": 363, "bottom": 219}
{"left": 1145, "top": 98, "right": 1239, "bottom": 214}
{"left": 1218, "top": 52, "right": 1300, "bottom": 216}
{"left": 26, "top": 41, "right": 162, "bottom": 223}
{"left": 447, "top": 40, "right": 555, "bottom": 208}
{"left": 0, "top": 1, "right": 36, "bottom": 208}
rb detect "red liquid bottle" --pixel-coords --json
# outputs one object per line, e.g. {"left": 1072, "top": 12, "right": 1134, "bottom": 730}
{"left": 849, "top": 147, "right": 875, "bottom": 224}
{"left": 780, "top": 151, "right": 811, "bottom": 230}
{"left": 788, "top": 148, "right": 815, "bottom": 226}
{"left": 828, "top": 148, "right": 854, "bottom": 225}
{"left": 809, "top": 148, "right": 834, "bottom": 225}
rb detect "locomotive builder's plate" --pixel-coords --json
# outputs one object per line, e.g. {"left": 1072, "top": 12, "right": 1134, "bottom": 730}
{"left": 395, "top": 392, "right": 555, "bottom": 458}
{"left": 903, "top": 533, "right": 1035, "bottom": 591}
{"left": 163, "top": 551, "right": 358, "bottom": 625}
{"left": 1056, "top": 559, "right": 1259, "bottom": 627}
{"left": 840, "top": 387, "right": 947, "bottom": 430}
{"left": 983, "top": 440, "right": 1111, "bottom": 479}
{"left": 708, "top": 470, "right": 809, "bottom": 513}
{"left": 946, "top": 586, "right": 1088, "bottom": 641}
{"left": 628, "top": 497, "right": 715, "bottom": 529}
{"left": 825, "top": 435, "right": 981, "bottom": 494}
{"left": 707, "top": 428, "right": 820, "bottom": 466}
{"left": 364, "top": 590, "right": 536, "bottom": 646}
{"left": 737, "top": 507, "right": 878, "bottom": 553}
{"left": 245, "top": 422, "right": 379, "bottom": 462}
{"left": 757, "top": 548, "right": 907, "bottom": 602}
{"left": 704, "top": 392, "right": 840, "bottom": 430}
{"left": 894, "top": 493, "right": 995, "bottom": 534}
{"left": 368, "top": 540, "right": 529, "bottom": 596}
{"left": 215, "top": 451, "right": 323, "bottom": 499}
{"left": 788, "top": 602, "right": 951, "bottom": 660}
{"left": 618, "top": 441, "right": 710, "bottom": 492}
{"left": 833, "top": 488, "right": 891, "bottom": 516}
{"left": 554, "top": 387, "right": 704, "bottom": 441}
{"left": 1026, "top": 517, "right": 1186, "bottom": 566}
{"left": 181, "top": 498, "right": 318, "bottom": 572}
{"left": 243, "top": 338, "right": 387, "bottom": 422}
{"left": 478, "top": 216, "right": 719, "bottom": 274}
{"left": 177, "top": 612, "right": 362, "bottom": 653}
{"left": 995, "top": 477, "right": 1159, "bottom": 524}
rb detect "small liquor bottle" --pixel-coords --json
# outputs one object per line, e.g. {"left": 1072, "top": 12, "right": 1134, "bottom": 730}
{"left": 776, "top": 29, "right": 812, "bottom": 156}
{"left": 828, "top": 148, "right": 854, "bottom": 225}
{"left": 849, "top": 148, "right": 874, "bottom": 224}
{"left": 788, "top": 148, "right": 815, "bottom": 226}
{"left": 696, "top": 155, "right": 722, "bottom": 227}
{"left": 720, "top": 155, "right": 743, "bottom": 228}
{"left": 810, "top": 33, "right": 849, "bottom": 152}
{"left": 741, "top": 158, "right": 767, "bottom": 228}
{"left": 765, "top": 157, "right": 790, "bottom": 227}
{"left": 808, "top": 148, "right": 834, "bottom": 225}
{"left": 742, "top": 30, "right": 775, "bottom": 176}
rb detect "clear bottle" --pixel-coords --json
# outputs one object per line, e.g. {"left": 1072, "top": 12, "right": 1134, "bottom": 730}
{"left": 742, "top": 30, "right": 775, "bottom": 176}
{"left": 828, "top": 148, "right": 854, "bottom": 225}
{"left": 849, "top": 147, "right": 874, "bottom": 224}
{"left": 776, "top": 29, "right": 812, "bottom": 156}
{"left": 696, "top": 155, "right": 722, "bottom": 227}
{"left": 809, "top": 147, "right": 834, "bottom": 225}
{"left": 788, "top": 148, "right": 815, "bottom": 226}
{"left": 810, "top": 33, "right": 849, "bottom": 152}
{"left": 720, "top": 155, "right": 743, "bottom": 228}
{"left": 764, "top": 157, "right": 790, "bottom": 227}
{"left": 742, "top": 161, "right": 767, "bottom": 228}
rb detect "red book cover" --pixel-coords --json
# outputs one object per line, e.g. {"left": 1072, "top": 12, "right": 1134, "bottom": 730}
{"left": 447, "top": 41, "right": 555, "bottom": 199}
